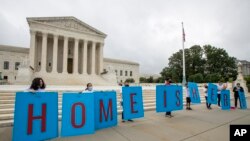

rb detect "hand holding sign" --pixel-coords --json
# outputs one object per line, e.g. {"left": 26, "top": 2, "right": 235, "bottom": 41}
{"left": 188, "top": 82, "right": 201, "bottom": 104}
{"left": 12, "top": 92, "right": 58, "bottom": 141}
{"left": 156, "top": 85, "right": 183, "bottom": 112}
{"left": 220, "top": 90, "right": 230, "bottom": 110}
{"left": 61, "top": 92, "right": 95, "bottom": 137}
{"left": 94, "top": 91, "right": 118, "bottom": 130}
{"left": 207, "top": 83, "right": 218, "bottom": 104}
{"left": 122, "top": 86, "right": 144, "bottom": 120}
{"left": 239, "top": 91, "right": 247, "bottom": 109}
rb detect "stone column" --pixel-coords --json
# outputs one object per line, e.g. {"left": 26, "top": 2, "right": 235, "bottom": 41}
{"left": 91, "top": 41, "right": 96, "bottom": 75}
{"left": 29, "top": 30, "right": 36, "bottom": 69}
{"left": 83, "top": 40, "right": 88, "bottom": 74}
{"left": 40, "top": 32, "right": 48, "bottom": 72}
{"left": 73, "top": 38, "right": 79, "bottom": 74}
{"left": 63, "top": 36, "right": 68, "bottom": 73}
{"left": 99, "top": 43, "right": 104, "bottom": 75}
{"left": 52, "top": 35, "right": 58, "bottom": 73}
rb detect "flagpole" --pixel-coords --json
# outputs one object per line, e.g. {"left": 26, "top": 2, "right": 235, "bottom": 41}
{"left": 182, "top": 22, "right": 186, "bottom": 86}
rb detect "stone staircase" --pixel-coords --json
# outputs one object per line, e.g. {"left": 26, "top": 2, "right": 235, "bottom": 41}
{"left": 0, "top": 89, "right": 208, "bottom": 127}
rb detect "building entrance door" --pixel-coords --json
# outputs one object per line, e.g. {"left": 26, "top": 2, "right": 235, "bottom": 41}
{"left": 68, "top": 58, "right": 73, "bottom": 73}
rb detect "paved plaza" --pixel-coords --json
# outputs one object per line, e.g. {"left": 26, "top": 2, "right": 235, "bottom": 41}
{"left": 0, "top": 97, "right": 249, "bottom": 141}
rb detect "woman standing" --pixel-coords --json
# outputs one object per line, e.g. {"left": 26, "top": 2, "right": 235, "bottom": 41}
{"left": 28, "top": 77, "right": 46, "bottom": 92}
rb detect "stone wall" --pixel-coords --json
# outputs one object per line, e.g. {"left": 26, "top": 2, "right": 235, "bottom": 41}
{"left": 103, "top": 58, "right": 139, "bottom": 83}
{"left": 0, "top": 50, "right": 28, "bottom": 84}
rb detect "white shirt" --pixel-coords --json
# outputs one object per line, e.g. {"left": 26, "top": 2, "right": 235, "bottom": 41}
{"left": 217, "top": 84, "right": 224, "bottom": 94}
{"left": 25, "top": 88, "right": 45, "bottom": 92}
{"left": 81, "top": 90, "right": 94, "bottom": 93}
{"left": 186, "top": 87, "right": 190, "bottom": 97}
{"left": 204, "top": 87, "right": 208, "bottom": 96}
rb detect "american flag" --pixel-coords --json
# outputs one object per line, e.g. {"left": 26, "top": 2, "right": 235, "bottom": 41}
{"left": 182, "top": 22, "right": 185, "bottom": 42}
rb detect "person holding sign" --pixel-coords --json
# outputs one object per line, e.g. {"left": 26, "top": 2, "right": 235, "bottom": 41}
{"left": 82, "top": 83, "right": 94, "bottom": 93}
{"left": 13, "top": 78, "right": 58, "bottom": 141}
{"left": 121, "top": 81, "right": 134, "bottom": 122}
{"left": 204, "top": 84, "right": 212, "bottom": 109}
{"left": 185, "top": 83, "right": 192, "bottom": 110}
{"left": 28, "top": 77, "right": 46, "bottom": 92}
{"left": 233, "top": 83, "right": 244, "bottom": 108}
{"left": 165, "top": 78, "right": 173, "bottom": 118}
{"left": 217, "top": 80, "right": 226, "bottom": 107}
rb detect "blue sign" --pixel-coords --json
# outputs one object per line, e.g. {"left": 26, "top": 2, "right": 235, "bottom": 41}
{"left": 188, "top": 82, "right": 201, "bottom": 104}
{"left": 239, "top": 91, "right": 247, "bottom": 109}
{"left": 94, "top": 91, "right": 117, "bottom": 130}
{"left": 171, "top": 85, "right": 183, "bottom": 111}
{"left": 122, "top": 86, "right": 144, "bottom": 120}
{"left": 156, "top": 85, "right": 172, "bottom": 112}
{"left": 220, "top": 90, "right": 230, "bottom": 110}
{"left": 156, "top": 85, "right": 183, "bottom": 112}
{"left": 207, "top": 83, "right": 218, "bottom": 104}
{"left": 61, "top": 92, "right": 95, "bottom": 137}
{"left": 12, "top": 92, "right": 58, "bottom": 141}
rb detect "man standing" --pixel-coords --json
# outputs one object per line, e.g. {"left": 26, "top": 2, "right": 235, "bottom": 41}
{"left": 121, "top": 81, "right": 134, "bottom": 122}
{"left": 233, "top": 83, "right": 244, "bottom": 108}
{"left": 165, "top": 78, "right": 173, "bottom": 118}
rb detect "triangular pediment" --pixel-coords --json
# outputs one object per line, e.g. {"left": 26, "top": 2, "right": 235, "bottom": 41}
{"left": 27, "top": 16, "right": 106, "bottom": 37}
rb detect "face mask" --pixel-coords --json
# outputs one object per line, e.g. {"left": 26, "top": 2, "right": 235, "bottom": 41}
{"left": 88, "top": 87, "right": 93, "bottom": 91}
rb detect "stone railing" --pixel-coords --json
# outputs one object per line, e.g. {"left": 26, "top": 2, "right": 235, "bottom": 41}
{"left": 0, "top": 80, "right": 8, "bottom": 85}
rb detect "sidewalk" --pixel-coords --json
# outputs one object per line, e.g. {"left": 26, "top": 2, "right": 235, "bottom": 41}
{"left": 1, "top": 98, "right": 250, "bottom": 141}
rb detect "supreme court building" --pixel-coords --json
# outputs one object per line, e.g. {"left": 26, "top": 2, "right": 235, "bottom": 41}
{"left": 0, "top": 17, "right": 139, "bottom": 85}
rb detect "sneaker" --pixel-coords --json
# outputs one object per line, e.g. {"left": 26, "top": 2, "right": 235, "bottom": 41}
{"left": 122, "top": 120, "right": 125, "bottom": 122}
{"left": 189, "top": 108, "right": 192, "bottom": 110}
{"left": 128, "top": 119, "right": 134, "bottom": 122}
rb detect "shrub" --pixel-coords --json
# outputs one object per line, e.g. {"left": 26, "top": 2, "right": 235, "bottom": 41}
{"left": 204, "top": 73, "right": 221, "bottom": 83}
{"left": 125, "top": 78, "right": 135, "bottom": 83}
{"left": 188, "top": 73, "right": 204, "bottom": 83}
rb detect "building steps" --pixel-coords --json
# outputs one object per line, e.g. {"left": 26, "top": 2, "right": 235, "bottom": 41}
{"left": 0, "top": 89, "right": 214, "bottom": 127}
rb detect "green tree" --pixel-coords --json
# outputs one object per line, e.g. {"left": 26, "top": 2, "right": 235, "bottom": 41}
{"left": 160, "top": 45, "right": 238, "bottom": 83}
{"left": 125, "top": 78, "right": 135, "bottom": 83}
{"left": 203, "top": 45, "right": 238, "bottom": 81}
{"left": 188, "top": 73, "right": 204, "bottom": 83}
{"left": 147, "top": 76, "right": 154, "bottom": 83}
{"left": 154, "top": 77, "right": 165, "bottom": 83}
{"left": 139, "top": 77, "right": 147, "bottom": 83}
{"left": 161, "top": 45, "right": 206, "bottom": 82}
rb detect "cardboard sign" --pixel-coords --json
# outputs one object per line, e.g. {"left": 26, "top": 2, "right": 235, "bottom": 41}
{"left": 171, "top": 85, "right": 183, "bottom": 111}
{"left": 122, "top": 86, "right": 144, "bottom": 120}
{"left": 156, "top": 85, "right": 183, "bottom": 112}
{"left": 61, "top": 92, "right": 95, "bottom": 137}
{"left": 220, "top": 90, "right": 230, "bottom": 110}
{"left": 94, "top": 91, "right": 117, "bottom": 130}
{"left": 207, "top": 83, "right": 218, "bottom": 104}
{"left": 188, "top": 82, "right": 201, "bottom": 104}
{"left": 239, "top": 91, "right": 247, "bottom": 109}
{"left": 12, "top": 92, "right": 58, "bottom": 141}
